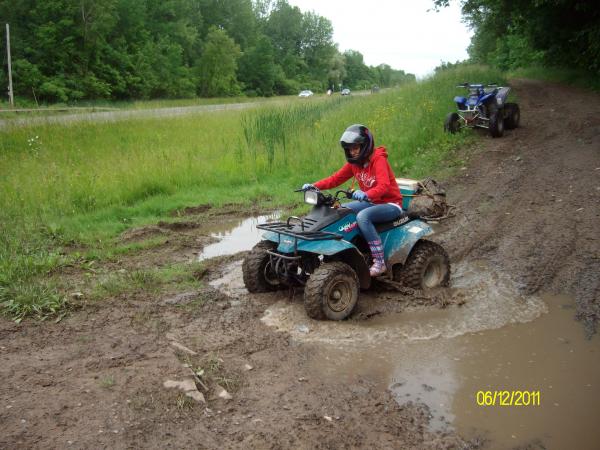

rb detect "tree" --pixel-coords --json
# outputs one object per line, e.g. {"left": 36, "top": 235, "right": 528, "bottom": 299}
{"left": 301, "top": 12, "right": 336, "bottom": 82}
{"left": 343, "top": 50, "right": 373, "bottom": 88}
{"left": 238, "top": 35, "right": 278, "bottom": 96}
{"left": 196, "top": 26, "right": 241, "bottom": 97}
{"left": 433, "top": 0, "right": 600, "bottom": 74}
{"left": 327, "top": 52, "right": 346, "bottom": 91}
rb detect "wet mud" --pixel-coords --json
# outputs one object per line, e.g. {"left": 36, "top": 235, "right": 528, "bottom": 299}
{"left": 1, "top": 79, "right": 600, "bottom": 449}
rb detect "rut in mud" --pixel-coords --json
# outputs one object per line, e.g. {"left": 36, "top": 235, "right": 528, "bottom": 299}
{"left": 1, "top": 79, "right": 599, "bottom": 450}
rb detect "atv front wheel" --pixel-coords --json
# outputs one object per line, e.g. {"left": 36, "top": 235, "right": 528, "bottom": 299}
{"left": 444, "top": 112, "right": 461, "bottom": 134}
{"left": 304, "top": 261, "right": 359, "bottom": 320}
{"left": 242, "top": 241, "right": 281, "bottom": 293}
{"left": 394, "top": 240, "right": 450, "bottom": 290}
{"left": 504, "top": 103, "right": 520, "bottom": 129}
{"left": 489, "top": 110, "right": 505, "bottom": 137}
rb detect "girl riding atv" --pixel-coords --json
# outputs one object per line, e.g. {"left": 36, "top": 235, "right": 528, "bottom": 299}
{"left": 302, "top": 124, "right": 403, "bottom": 277}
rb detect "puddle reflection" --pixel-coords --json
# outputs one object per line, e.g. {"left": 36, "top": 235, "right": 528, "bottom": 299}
{"left": 197, "top": 212, "right": 280, "bottom": 261}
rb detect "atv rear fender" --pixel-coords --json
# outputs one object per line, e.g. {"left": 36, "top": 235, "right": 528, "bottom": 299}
{"left": 495, "top": 87, "right": 510, "bottom": 106}
{"left": 383, "top": 220, "right": 435, "bottom": 267}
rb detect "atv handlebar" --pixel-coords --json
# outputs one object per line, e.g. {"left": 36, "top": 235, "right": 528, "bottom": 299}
{"left": 334, "top": 189, "right": 354, "bottom": 200}
{"left": 297, "top": 187, "right": 361, "bottom": 207}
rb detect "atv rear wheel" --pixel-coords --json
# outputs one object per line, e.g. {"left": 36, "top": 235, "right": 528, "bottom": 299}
{"left": 304, "top": 261, "right": 359, "bottom": 320}
{"left": 394, "top": 240, "right": 450, "bottom": 290}
{"left": 504, "top": 103, "right": 520, "bottom": 129}
{"left": 444, "top": 112, "right": 461, "bottom": 133}
{"left": 489, "top": 110, "right": 505, "bottom": 137}
{"left": 242, "top": 241, "right": 281, "bottom": 293}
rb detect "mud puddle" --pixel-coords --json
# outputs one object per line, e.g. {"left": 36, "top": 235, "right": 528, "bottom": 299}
{"left": 248, "top": 260, "right": 598, "bottom": 449}
{"left": 197, "top": 212, "right": 280, "bottom": 261}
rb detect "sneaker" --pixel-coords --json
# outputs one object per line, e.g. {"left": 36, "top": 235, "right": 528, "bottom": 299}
{"left": 369, "top": 262, "right": 387, "bottom": 277}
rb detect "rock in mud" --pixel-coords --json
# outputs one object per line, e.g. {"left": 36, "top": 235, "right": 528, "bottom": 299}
{"left": 163, "top": 378, "right": 206, "bottom": 404}
{"left": 296, "top": 325, "right": 310, "bottom": 333}
{"left": 170, "top": 341, "right": 198, "bottom": 355}
{"left": 216, "top": 386, "right": 233, "bottom": 400}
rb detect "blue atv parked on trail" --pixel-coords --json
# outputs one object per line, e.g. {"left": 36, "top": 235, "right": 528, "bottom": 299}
{"left": 444, "top": 83, "right": 520, "bottom": 138}
{"left": 242, "top": 188, "right": 450, "bottom": 321}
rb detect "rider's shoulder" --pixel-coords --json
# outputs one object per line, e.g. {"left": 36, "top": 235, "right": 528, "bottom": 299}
{"left": 371, "top": 146, "right": 388, "bottom": 160}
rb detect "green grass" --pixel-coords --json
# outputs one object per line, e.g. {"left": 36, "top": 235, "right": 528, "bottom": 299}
{"left": 0, "top": 64, "right": 505, "bottom": 322}
{"left": 508, "top": 66, "right": 600, "bottom": 91}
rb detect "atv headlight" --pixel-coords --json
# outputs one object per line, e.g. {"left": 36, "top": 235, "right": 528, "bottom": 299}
{"left": 304, "top": 190, "right": 319, "bottom": 205}
{"left": 496, "top": 97, "right": 503, "bottom": 106}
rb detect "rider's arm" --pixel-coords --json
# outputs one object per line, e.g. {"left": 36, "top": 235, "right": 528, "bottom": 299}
{"left": 313, "top": 163, "right": 353, "bottom": 190}
{"left": 364, "top": 156, "right": 391, "bottom": 201}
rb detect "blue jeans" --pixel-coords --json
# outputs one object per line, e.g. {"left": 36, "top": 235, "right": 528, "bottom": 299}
{"left": 343, "top": 201, "right": 403, "bottom": 242}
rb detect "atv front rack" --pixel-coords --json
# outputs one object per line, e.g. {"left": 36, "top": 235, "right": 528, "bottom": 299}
{"left": 257, "top": 221, "right": 342, "bottom": 242}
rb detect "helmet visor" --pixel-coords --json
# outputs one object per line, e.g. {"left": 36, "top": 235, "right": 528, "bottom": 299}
{"left": 340, "top": 129, "right": 365, "bottom": 145}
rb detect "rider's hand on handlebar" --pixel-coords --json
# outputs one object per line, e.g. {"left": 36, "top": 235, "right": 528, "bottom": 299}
{"left": 301, "top": 183, "right": 317, "bottom": 192}
{"left": 352, "top": 189, "right": 369, "bottom": 201}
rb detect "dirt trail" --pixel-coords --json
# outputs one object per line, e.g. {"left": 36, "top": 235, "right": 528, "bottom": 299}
{"left": 1, "top": 80, "right": 599, "bottom": 449}
{"left": 438, "top": 79, "right": 600, "bottom": 337}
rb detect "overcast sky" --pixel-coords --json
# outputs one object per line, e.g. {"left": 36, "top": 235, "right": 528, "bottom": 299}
{"left": 287, "top": 0, "right": 473, "bottom": 78}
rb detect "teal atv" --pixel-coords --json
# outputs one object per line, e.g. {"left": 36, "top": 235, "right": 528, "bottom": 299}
{"left": 242, "top": 188, "right": 450, "bottom": 321}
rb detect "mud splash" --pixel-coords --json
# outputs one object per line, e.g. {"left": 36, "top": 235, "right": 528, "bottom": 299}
{"left": 197, "top": 212, "right": 280, "bottom": 261}
{"left": 260, "top": 260, "right": 547, "bottom": 343}
{"left": 252, "top": 261, "right": 600, "bottom": 449}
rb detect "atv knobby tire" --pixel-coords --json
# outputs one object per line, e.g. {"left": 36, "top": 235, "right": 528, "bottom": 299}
{"left": 489, "top": 110, "right": 505, "bottom": 137}
{"left": 395, "top": 240, "right": 450, "bottom": 290}
{"left": 304, "top": 261, "right": 359, "bottom": 321}
{"left": 504, "top": 103, "right": 520, "bottom": 129}
{"left": 444, "top": 112, "right": 461, "bottom": 134}
{"left": 242, "top": 240, "right": 281, "bottom": 293}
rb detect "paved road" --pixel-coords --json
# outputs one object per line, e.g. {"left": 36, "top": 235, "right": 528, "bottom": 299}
{"left": 0, "top": 101, "right": 269, "bottom": 129}
{"left": 0, "top": 91, "right": 375, "bottom": 130}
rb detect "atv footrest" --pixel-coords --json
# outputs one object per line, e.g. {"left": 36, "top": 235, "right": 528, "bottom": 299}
{"left": 257, "top": 222, "right": 342, "bottom": 241}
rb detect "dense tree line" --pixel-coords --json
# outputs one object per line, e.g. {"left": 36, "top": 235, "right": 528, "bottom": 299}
{"left": 0, "top": 0, "right": 414, "bottom": 102}
{"left": 435, "top": 0, "right": 600, "bottom": 74}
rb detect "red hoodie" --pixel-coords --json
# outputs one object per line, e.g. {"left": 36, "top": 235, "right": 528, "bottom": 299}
{"left": 314, "top": 147, "right": 403, "bottom": 207}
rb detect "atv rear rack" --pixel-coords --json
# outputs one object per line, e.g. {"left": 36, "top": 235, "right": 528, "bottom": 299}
{"left": 257, "top": 221, "right": 342, "bottom": 242}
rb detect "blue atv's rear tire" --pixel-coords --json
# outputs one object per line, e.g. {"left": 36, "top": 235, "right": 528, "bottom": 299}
{"left": 242, "top": 241, "right": 281, "bottom": 293}
{"left": 444, "top": 112, "right": 461, "bottom": 133}
{"left": 395, "top": 240, "right": 450, "bottom": 290}
{"left": 504, "top": 103, "right": 520, "bottom": 129}
{"left": 304, "top": 261, "right": 359, "bottom": 320}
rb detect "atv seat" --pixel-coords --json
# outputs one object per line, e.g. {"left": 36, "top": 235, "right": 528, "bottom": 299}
{"left": 374, "top": 210, "right": 413, "bottom": 234}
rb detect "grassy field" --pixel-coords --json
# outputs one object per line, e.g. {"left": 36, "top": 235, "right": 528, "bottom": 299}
{"left": 0, "top": 64, "right": 505, "bottom": 321}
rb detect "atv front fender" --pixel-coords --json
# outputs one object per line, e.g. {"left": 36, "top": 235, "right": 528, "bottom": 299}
{"left": 261, "top": 232, "right": 371, "bottom": 289}
{"left": 261, "top": 231, "right": 356, "bottom": 255}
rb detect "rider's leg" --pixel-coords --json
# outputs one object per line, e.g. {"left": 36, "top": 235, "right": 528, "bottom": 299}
{"left": 342, "top": 200, "right": 374, "bottom": 214}
{"left": 356, "top": 204, "right": 403, "bottom": 276}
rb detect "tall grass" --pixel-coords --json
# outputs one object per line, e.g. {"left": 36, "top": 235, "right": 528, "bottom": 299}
{"left": 0, "top": 64, "right": 504, "bottom": 321}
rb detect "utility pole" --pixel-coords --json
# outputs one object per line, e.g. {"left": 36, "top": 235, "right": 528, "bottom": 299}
{"left": 6, "top": 23, "right": 14, "bottom": 107}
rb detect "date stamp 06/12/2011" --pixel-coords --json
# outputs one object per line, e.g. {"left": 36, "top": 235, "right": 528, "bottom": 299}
{"left": 476, "top": 390, "right": 541, "bottom": 406}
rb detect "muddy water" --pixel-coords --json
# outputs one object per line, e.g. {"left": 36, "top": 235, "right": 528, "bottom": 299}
{"left": 197, "top": 212, "right": 280, "bottom": 261}
{"left": 255, "top": 261, "right": 600, "bottom": 449}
